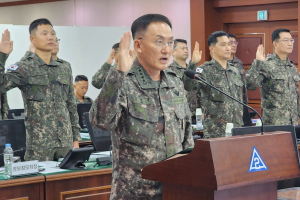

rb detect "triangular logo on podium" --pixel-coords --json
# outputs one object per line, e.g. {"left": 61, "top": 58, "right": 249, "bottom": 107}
{"left": 248, "top": 146, "right": 268, "bottom": 173}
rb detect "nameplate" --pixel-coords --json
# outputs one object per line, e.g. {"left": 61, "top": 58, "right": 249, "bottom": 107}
{"left": 11, "top": 160, "right": 39, "bottom": 176}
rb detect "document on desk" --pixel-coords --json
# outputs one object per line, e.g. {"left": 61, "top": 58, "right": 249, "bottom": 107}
{"left": 39, "top": 161, "right": 69, "bottom": 174}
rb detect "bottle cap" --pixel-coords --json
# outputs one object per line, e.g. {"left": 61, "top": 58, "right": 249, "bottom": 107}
{"left": 196, "top": 108, "right": 202, "bottom": 115}
{"left": 5, "top": 144, "right": 11, "bottom": 147}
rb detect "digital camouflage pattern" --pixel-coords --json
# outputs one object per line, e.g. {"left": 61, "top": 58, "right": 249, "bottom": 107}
{"left": 0, "top": 53, "right": 9, "bottom": 119}
{"left": 184, "top": 59, "right": 244, "bottom": 137}
{"left": 90, "top": 59, "right": 194, "bottom": 200}
{"left": 75, "top": 95, "right": 93, "bottom": 104}
{"left": 92, "top": 62, "right": 117, "bottom": 89}
{"left": 168, "top": 60, "right": 202, "bottom": 117}
{"left": 246, "top": 53, "right": 300, "bottom": 125}
{"left": 0, "top": 52, "right": 81, "bottom": 161}
{"left": 228, "top": 56, "right": 248, "bottom": 104}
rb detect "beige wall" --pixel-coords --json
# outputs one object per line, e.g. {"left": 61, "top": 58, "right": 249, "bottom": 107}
{"left": 0, "top": 0, "right": 192, "bottom": 52}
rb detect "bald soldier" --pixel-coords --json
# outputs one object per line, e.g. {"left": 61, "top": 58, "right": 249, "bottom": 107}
{"left": 90, "top": 14, "right": 194, "bottom": 199}
{"left": 0, "top": 19, "right": 80, "bottom": 161}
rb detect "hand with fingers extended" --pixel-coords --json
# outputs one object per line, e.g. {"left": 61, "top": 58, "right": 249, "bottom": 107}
{"left": 117, "top": 31, "right": 133, "bottom": 73}
{"left": 29, "top": 43, "right": 35, "bottom": 53}
{"left": 0, "top": 29, "right": 13, "bottom": 55}
{"left": 191, "top": 41, "right": 202, "bottom": 64}
{"left": 106, "top": 49, "right": 115, "bottom": 65}
{"left": 256, "top": 44, "right": 266, "bottom": 62}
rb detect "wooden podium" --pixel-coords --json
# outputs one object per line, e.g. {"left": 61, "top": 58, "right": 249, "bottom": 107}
{"left": 141, "top": 131, "right": 300, "bottom": 200}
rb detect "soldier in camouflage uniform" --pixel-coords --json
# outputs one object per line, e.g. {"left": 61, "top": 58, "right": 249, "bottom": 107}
{"left": 185, "top": 31, "right": 244, "bottom": 137}
{"left": 168, "top": 39, "right": 202, "bottom": 123}
{"left": 0, "top": 19, "right": 81, "bottom": 161}
{"left": 227, "top": 33, "right": 248, "bottom": 104}
{"left": 246, "top": 29, "right": 299, "bottom": 125}
{"left": 91, "top": 43, "right": 119, "bottom": 89}
{"left": 74, "top": 75, "right": 93, "bottom": 104}
{"left": 90, "top": 14, "right": 194, "bottom": 200}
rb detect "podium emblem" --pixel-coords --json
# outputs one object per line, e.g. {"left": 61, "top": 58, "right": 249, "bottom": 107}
{"left": 248, "top": 146, "right": 268, "bottom": 172}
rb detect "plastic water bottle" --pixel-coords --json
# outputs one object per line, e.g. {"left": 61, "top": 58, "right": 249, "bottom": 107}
{"left": 196, "top": 108, "right": 203, "bottom": 129}
{"left": 3, "top": 143, "right": 13, "bottom": 178}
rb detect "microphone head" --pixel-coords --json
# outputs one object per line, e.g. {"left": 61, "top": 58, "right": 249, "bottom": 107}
{"left": 184, "top": 69, "right": 196, "bottom": 79}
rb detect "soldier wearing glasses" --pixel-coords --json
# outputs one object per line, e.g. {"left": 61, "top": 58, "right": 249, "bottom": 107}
{"left": 227, "top": 33, "right": 248, "bottom": 105}
{"left": 246, "top": 28, "right": 300, "bottom": 125}
{"left": 90, "top": 14, "right": 194, "bottom": 200}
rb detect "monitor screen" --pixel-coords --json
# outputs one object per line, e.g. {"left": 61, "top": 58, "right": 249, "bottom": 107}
{"left": 77, "top": 104, "right": 92, "bottom": 129}
{"left": 7, "top": 109, "right": 25, "bottom": 119}
{"left": 59, "top": 147, "right": 94, "bottom": 169}
{"left": 84, "top": 112, "right": 111, "bottom": 152}
{"left": 0, "top": 119, "right": 26, "bottom": 166}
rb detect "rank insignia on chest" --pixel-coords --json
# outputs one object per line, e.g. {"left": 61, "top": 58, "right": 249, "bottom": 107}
{"left": 196, "top": 67, "right": 203, "bottom": 73}
{"left": 7, "top": 64, "right": 19, "bottom": 71}
{"left": 173, "top": 90, "right": 179, "bottom": 96}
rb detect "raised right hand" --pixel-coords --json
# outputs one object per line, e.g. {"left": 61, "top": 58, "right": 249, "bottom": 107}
{"left": 0, "top": 29, "right": 13, "bottom": 55}
{"left": 106, "top": 49, "right": 115, "bottom": 65}
{"left": 256, "top": 44, "right": 265, "bottom": 62}
{"left": 117, "top": 31, "right": 133, "bottom": 73}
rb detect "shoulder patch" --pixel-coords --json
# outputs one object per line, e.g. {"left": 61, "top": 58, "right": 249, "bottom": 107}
{"left": 196, "top": 67, "right": 203, "bottom": 73}
{"left": 7, "top": 64, "right": 19, "bottom": 71}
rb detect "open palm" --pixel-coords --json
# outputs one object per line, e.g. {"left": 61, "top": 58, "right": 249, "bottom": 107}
{"left": 117, "top": 31, "right": 133, "bottom": 73}
{"left": 0, "top": 29, "right": 13, "bottom": 55}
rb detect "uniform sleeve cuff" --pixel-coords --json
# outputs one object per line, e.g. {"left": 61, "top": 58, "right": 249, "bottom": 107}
{"left": 0, "top": 52, "right": 8, "bottom": 64}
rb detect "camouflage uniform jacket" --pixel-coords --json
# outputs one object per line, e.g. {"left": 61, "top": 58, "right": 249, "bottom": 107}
{"left": 0, "top": 53, "right": 8, "bottom": 119}
{"left": 228, "top": 56, "right": 248, "bottom": 104}
{"left": 0, "top": 52, "right": 81, "bottom": 151}
{"left": 185, "top": 59, "right": 244, "bottom": 136}
{"left": 75, "top": 95, "right": 93, "bottom": 104}
{"left": 90, "top": 59, "right": 194, "bottom": 200}
{"left": 246, "top": 53, "right": 300, "bottom": 125}
{"left": 168, "top": 60, "right": 202, "bottom": 116}
{"left": 92, "top": 62, "right": 117, "bottom": 89}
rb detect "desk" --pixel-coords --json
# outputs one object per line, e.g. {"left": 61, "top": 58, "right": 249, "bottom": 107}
{"left": 0, "top": 175, "right": 44, "bottom": 200}
{"left": 0, "top": 164, "right": 112, "bottom": 200}
{"left": 45, "top": 167, "right": 112, "bottom": 200}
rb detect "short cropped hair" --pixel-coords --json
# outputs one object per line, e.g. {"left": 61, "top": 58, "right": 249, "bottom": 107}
{"left": 131, "top": 14, "right": 172, "bottom": 39}
{"left": 112, "top": 43, "right": 120, "bottom": 50}
{"left": 75, "top": 75, "right": 88, "bottom": 83}
{"left": 272, "top": 28, "right": 290, "bottom": 42}
{"left": 29, "top": 18, "right": 53, "bottom": 35}
{"left": 208, "top": 31, "right": 228, "bottom": 46}
{"left": 174, "top": 39, "right": 187, "bottom": 49}
{"left": 227, "top": 33, "right": 236, "bottom": 39}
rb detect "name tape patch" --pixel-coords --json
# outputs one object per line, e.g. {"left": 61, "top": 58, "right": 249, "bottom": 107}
{"left": 7, "top": 64, "right": 19, "bottom": 71}
{"left": 248, "top": 146, "right": 268, "bottom": 173}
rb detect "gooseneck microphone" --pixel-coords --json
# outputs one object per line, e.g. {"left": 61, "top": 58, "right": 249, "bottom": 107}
{"left": 184, "top": 69, "right": 264, "bottom": 134}
{"left": 0, "top": 148, "right": 24, "bottom": 156}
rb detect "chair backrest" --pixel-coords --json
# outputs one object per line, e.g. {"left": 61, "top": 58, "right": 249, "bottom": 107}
{"left": 77, "top": 104, "right": 92, "bottom": 129}
{"left": 83, "top": 112, "right": 111, "bottom": 152}
{"left": 0, "top": 119, "right": 26, "bottom": 166}
{"left": 7, "top": 109, "right": 25, "bottom": 119}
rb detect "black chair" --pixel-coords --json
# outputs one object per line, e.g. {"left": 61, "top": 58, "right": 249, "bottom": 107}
{"left": 0, "top": 119, "right": 26, "bottom": 166}
{"left": 294, "top": 124, "right": 300, "bottom": 140}
{"left": 83, "top": 112, "right": 112, "bottom": 152}
{"left": 77, "top": 104, "right": 92, "bottom": 129}
{"left": 7, "top": 109, "right": 25, "bottom": 119}
{"left": 243, "top": 106, "right": 252, "bottom": 127}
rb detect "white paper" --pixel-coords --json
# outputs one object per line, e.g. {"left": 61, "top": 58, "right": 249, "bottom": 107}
{"left": 39, "top": 167, "right": 69, "bottom": 174}
{"left": 39, "top": 161, "right": 58, "bottom": 168}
